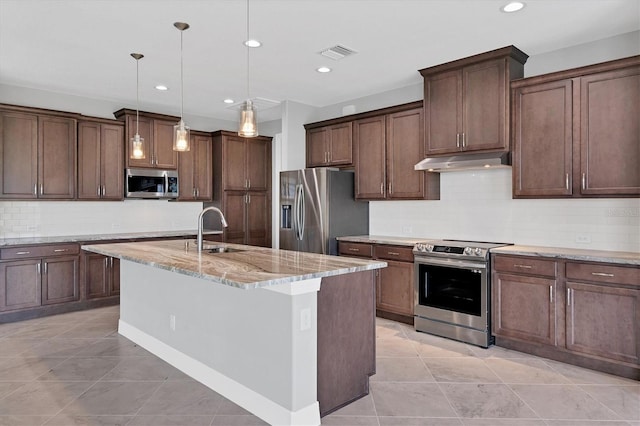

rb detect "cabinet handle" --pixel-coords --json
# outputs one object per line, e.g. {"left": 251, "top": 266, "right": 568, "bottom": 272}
{"left": 380, "top": 182, "right": 384, "bottom": 195}
{"left": 39, "top": 184, "right": 43, "bottom": 195}
{"left": 567, "top": 288, "right": 571, "bottom": 306}
{"left": 325, "top": 152, "right": 328, "bottom": 163}
{"left": 15, "top": 251, "right": 30, "bottom": 255}
{"left": 196, "top": 188, "right": 199, "bottom": 197}
{"left": 110, "top": 257, "right": 114, "bottom": 268}
{"left": 102, "top": 185, "right": 106, "bottom": 196}
{"left": 462, "top": 133, "right": 466, "bottom": 148}
{"left": 581, "top": 173, "right": 586, "bottom": 190}
{"left": 37, "top": 263, "right": 40, "bottom": 274}
{"left": 388, "top": 183, "right": 392, "bottom": 195}
{"left": 247, "top": 194, "right": 251, "bottom": 204}
{"left": 105, "top": 258, "right": 109, "bottom": 268}
{"left": 43, "top": 262, "right": 47, "bottom": 274}
{"left": 328, "top": 151, "right": 331, "bottom": 163}
{"left": 565, "top": 173, "right": 569, "bottom": 190}
{"left": 514, "top": 264, "right": 533, "bottom": 269}
{"left": 97, "top": 186, "right": 101, "bottom": 196}
{"left": 549, "top": 286, "right": 553, "bottom": 303}
{"left": 34, "top": 184, "right": 37, "bottom": 195}
{"left": 348, "top": 248, "right": 360, "bottom": 252}
{"left": 591, "top": 272, "right": 614, "bottom": 277}
{"left": 53, "top": 249, "right": 68, "bottom": 253}
{"left": 387, "top": 251, "right": 400, "bottom": 256}
{"left": 248, "top": 180, "right": 251, "bottom": 189}
{"left": 456, "top": 133, "right": 460, "bottom": 148}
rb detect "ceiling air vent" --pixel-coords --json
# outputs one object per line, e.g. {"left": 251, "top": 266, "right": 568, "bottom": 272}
{"left": 319, "top": 45, "right": 357, "bottom": 60}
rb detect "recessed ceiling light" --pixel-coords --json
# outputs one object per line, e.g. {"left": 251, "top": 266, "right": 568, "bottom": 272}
{"left": 501, "top": 1, "right": 525, "bottom": 12}
{"left": 155, "top": 85, "right": 168, "bottom": 91}
{"left": 223, "top": 98, "right": 234, "bottom": 104}
{"left": 317, "top": 66, "right": 332, "bottom": 73}
{"left": 244, "top": 39, "right": 261, "bottom": 48}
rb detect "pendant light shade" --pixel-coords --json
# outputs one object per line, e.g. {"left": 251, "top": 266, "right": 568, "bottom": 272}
{"left": 173, "top": 22, "right": 190, "bottom": 152}
{"left": 239, "top": 0, "right": 258, "bottom": 137}
{"left": 130, "top": 53, "right": 146, "bottom": 160}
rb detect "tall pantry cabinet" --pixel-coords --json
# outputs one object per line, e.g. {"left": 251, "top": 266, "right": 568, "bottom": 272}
{"left": 206, "top": 131, "right": 272, "bottom": 248}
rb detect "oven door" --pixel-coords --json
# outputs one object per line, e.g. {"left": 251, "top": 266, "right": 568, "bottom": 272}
{"left": 414, "top": 256, "right": 487, "bottom": 331}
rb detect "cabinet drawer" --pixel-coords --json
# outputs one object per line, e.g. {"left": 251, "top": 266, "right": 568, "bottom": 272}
{"left": 493, "top": 255, "right": 557, "bottom": 277}
{"left": 338, "top": 242, "right": 373, "bottom": 258}
{"left": 566, "top": 262, "right": 639, "bottom": 287}
{"left": 374, "top": 245, "right": 414, "bottom": 262}
{"left": 1, "top": 243, "right": 79, "bottom": 260}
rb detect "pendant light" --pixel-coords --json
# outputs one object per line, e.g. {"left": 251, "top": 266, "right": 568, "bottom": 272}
{"left": 173, "top": 22, "right": 191, "bottom": 152}
{"left": 238, "top": 0, "right": 258, "bottom": 137}
{"left": 130, "top": 53, "right": 145, "bottom": 160}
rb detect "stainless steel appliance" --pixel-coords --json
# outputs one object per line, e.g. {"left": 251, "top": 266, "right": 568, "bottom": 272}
{"left": 413, "top": 240, "right": 511, "bottom": 348}
{"left": 280, "top": 168, "right": 368, "bottom": 255}
{"left": 125, "top": 168, "right": 178, "bottom": 199}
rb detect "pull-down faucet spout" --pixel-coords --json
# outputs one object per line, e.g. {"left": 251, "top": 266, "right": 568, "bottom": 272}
{"left": 197, "top": 207, "right": 228, "bottom": 252}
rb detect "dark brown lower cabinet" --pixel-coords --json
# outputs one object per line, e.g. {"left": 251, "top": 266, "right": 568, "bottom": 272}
{"left": 220, "top": 191, "right": 271, "bottom": 247}
{"left": 0, "top": 259, "right": 42, "bottom": 311}
{"left": 41, "top": 255, "right": 79, "bottom": 305}
{"left": 83, "top": 252, "right": 120, "bottom": 299}
{"left": 492, "top": 254, "right": 640, "bottom": 380}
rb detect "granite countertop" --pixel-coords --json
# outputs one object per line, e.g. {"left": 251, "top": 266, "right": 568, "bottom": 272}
{"left": 336, "top": 235, "right": 428, "bottom": 247}
{"left": 0, "top": 230, "right": 223, "bottom": 247}
{"left": 82, "top": 239, "right": 387, "bottom": 290}
{"left": 491, "top": 245, "right": 640, "bottom": 266}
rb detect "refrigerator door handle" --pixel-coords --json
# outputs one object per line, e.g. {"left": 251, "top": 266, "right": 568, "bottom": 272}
{"left": 298, "top": 184, "right": 305, "bottom": 241}
{"left": 292, "top": 184, "right": 299, "bottom": 240}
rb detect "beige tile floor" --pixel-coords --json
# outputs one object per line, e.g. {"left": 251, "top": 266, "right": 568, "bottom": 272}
{"left": 0, "top": 306, "right": 638, "bottom": 426}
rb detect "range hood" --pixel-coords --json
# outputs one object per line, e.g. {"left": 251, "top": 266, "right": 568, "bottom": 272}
{"left": 414, "top": 152, "right": 510, "bottom": 172}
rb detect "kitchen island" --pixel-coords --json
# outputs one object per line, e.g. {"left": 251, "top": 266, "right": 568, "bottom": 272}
{"left": 82, "top": 239, "right": 386, "bottom": 426}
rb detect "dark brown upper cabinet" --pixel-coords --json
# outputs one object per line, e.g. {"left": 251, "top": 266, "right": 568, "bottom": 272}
{"left": 78, "top": 119, "right": 124, "bottom": 200}
{"left": 113, "top": 109, "right": 179, "bottom": 170}
{"left": 512, "top": 55, "right": 639, "bottom": 198}
{"left": 0, "top": 105, "right": 76, "bottom": 200}
{"left": 420, "top": 46, "right": 528, "bottom": 156}
{"left": 306, "top": 122, "right": 353, "bottom": 168}
{"left": 178, "top": 132, "right": 212, "bottom": 201}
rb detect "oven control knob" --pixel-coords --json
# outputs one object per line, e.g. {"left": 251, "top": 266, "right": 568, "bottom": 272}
{"left": 415, "top": 243, "right": 423, "bottom": 252}
{"left": 426, "top": 244, "right": 434, "bottom": 252}
{"left": 463, "top": 247, "right": 472, "bottom": 255}
{"left": 475, "top": 248, "right": 483, "bottom": 256}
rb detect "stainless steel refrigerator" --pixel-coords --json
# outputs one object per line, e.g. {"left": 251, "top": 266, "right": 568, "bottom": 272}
{"left": 279, "top": 168, "right": 369, "bottom": 255}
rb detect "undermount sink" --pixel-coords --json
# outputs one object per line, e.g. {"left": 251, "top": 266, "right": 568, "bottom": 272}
{"left": 191, "top": 241, "right": 244, "bottom": 253}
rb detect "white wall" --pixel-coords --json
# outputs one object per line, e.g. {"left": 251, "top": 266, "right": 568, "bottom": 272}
{"left": 369, "top": 169, "right": 640, "bottom": 252}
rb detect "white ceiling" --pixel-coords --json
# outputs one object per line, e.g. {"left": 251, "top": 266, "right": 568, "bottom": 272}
{"left": 1, "top": 0, "right": 639, "bottom": 123}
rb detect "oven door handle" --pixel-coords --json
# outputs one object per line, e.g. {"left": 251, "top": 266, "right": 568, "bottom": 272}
{"left": 415, "top": 257, "right": 486, "bottom": 270}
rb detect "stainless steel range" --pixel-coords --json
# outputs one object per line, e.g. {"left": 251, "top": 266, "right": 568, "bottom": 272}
{"left": 413, "top": 240, "right": 511, "bottom": 348}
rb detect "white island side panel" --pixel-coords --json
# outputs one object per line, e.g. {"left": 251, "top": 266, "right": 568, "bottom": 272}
{"left": 117, "top": 260, "right": 321, "bottom": 426}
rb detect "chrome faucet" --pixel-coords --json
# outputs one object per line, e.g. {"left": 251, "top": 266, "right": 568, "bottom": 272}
{"left": 197, "top": 206, "right": 228, "bottom": 252}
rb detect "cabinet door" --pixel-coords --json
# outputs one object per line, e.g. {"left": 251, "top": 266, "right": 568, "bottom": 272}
{"left": 153, "top": 120, "right": 178, "bottom": 169}
{"left": 492, "top": 272, "right": 557, "bottom": 345}
{"left": 223, "top": 191, "right": 247, "bottom": 244}
{"left": 0, "top": 259, "right": 41, "bottom": 311}
{"left": 77, "top": 121, "right": 101, "bottom": 199}
{"left": 566, "top": 282, "right": 639, "bottom": 364}
{"left": 38, "top": 116, "right": 76, "bottom": 199}
{"left": 84, "top": 252, "right": 109, "bottom": 299}
{"left": 246, "top": 137, "right": 270, "bottom": 191}
{"left": 0, "top": 111, "right": 38, "bottom": 199}
{"left": 246, "top": 191, "right": 270, "bottom": 247}
{"left": 223, "top": 136, "right": 248, "bottom": 191}
{"left": 580, "top": 66, "right": 640, "bottom": 195}
{"left": 110, "top": 257, "right": 120, "bottom": 296}
{"left": 100, "top": 124, "right": 124, "bottom": 200}
{"left": 328, "top": 123, "right": 353, "bottom": 165}
{"left": 376, "top": 259, "right": 414, "bottom": 316}
{"left": 306, "top": 127, "right": 328, "bottom": 167}
{"left": 126, "top": 115, "right": 153, "bottom": 168}
{"left": 42, "top": 256, "right": 79, "bottom": 305}
{"left": 353, "top": 116, "right": 386, "bottom": 200}
{"left": 513, "top": 80, "right": 573, "bottom": 197}
{"left": 424, "top": 70, "right": 461, "bottom": 155}
{"left": 386, "top": 108, "right": 425, "bottom": 199}
{"left": 462, "top": 59, "right": 508, "bottom": 152}
{"left": 194, "top": 135, "right": 212, "bottom": 200}
{"left": 178, "top": 141, "right": 196, "bottom": 200}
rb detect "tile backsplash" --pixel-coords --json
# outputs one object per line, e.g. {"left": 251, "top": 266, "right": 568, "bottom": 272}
{"left": 0, "top": 200, "right": 203, "bottom": 238}
{"left": 370, "top": 168, "right": 640, "bottom": 252}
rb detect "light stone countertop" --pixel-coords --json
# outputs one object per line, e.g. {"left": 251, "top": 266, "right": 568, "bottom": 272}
{"left": 491, "top": 245, "right": 640, "bottom": 266}
{"left": 336, "top": 235, "right": 431, "bottom": 246}
{"left": 0, "top": 230, "right": 222, "bottom": 247}
{"left": 82, "top": 239, "right": 387, "bottom": 289}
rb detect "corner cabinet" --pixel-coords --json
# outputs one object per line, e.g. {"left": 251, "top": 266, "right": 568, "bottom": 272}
{"left": 512, "top": 55, "right": 640, "bottom": 198}
{"left": 0, "top": 107, "right": 77, "bottom": 200}
{"left": 178, "top": 132, "right": 212, "bottom": 201}
{"left": 420, "top": 46, "right": 528, "bottom": 156}
{"left": 492, "top": 253, "right": 640, "bottom": 380}
{"left": 82, "top": 251, "right": 120, "bottom": 299}
{"left": 306, "top": 122, "right": 353, "bottom": 167}
{"left": 113, "top": 109, "right": 179, "bottom": 170}
{"left": 78, "top": 119, "right": 124, "bottom": 200}
{"left": 209, "top": 131, "right": 272, "bottom": 248}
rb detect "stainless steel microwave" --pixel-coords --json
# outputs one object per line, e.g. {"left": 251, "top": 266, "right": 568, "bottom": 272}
{"left": 125, "top": 168, "right": 178, "bottom": 199}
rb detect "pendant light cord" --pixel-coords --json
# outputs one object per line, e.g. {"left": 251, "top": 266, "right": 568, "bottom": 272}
{"left": 136, "top": 58, "right": 140, "bottom": 135}
{"left": 180, "top": 28, "right": 184, "bottom": 120}
{"left": 246, "top": 0, "right": 250, "bottom": 101}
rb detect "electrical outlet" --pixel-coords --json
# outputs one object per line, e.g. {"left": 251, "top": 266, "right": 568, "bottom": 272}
{"left": 300, "top": 308, "right": 311, "bottom": 331}
{"left": 575, "top": 234, "right": 591, "bottom": 244}
{"left": 402, "top": 226, "right": 413, "bottom": 234}
{"left": 169, "top": 314, "right": 176, "bottom": 331}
